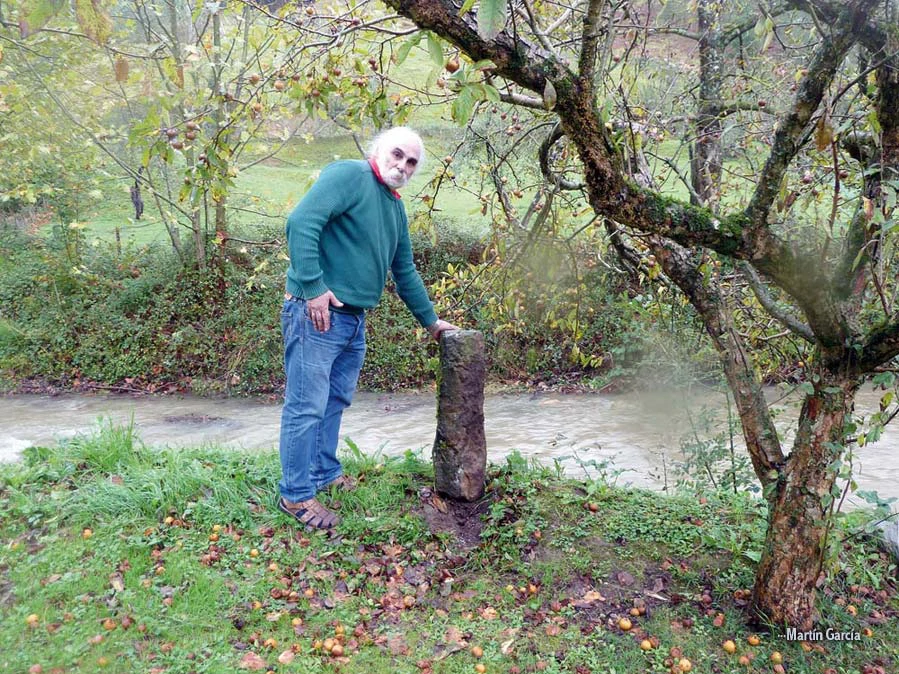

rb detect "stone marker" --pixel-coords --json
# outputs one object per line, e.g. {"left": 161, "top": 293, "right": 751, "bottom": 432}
{"left": 433, "top": 330, "right": 486, "bottom": 502}
{"left": 876, "top": 518, "right": 899, "bottom": 564}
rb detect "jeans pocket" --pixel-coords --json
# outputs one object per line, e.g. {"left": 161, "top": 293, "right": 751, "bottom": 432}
{"left": 281, "top": 300, "right": 302, "bottom": 343}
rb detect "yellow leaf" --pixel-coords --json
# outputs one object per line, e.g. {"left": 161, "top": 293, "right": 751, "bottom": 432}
{"left": 114, "top": 56, "right": 129, "bottom": 83}
{"left": 73, "top": 0, "right": 112, "bottom": 44}
{"left": 814, "top": 117, "right": 833, "bottom": 152}
{"left": 863, "top": 197, "right": 874, "bottom": 221}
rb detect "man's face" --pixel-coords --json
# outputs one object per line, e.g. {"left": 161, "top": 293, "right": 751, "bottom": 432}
{"left": 376, "top": 140, "right": 421, "bottom": 189}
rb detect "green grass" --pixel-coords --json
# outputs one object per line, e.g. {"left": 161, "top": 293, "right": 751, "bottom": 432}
{"left": 1, "top": 424, "right": 897, "bottom": 673}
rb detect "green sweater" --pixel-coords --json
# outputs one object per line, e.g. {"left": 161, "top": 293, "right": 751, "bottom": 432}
{"left": 285, "top": 160, "right": 438, "bottom": 328}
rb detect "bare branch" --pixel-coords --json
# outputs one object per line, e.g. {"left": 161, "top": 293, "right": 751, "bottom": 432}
{"left": 740, "top": 263, "right": 815, "bottom": 343}
{"left": 646, "top": 26, "right": 700, "bottom": 41}
{"left": 654, "top": 241, "right": 787, "bottom": 482}
{"left": 603, "top": 220, "right": 642, "bottom": 279}
{"left": 499, "top": 90, "right": 544, "bottom": 109}
{"left": 0, "top": 20, "right": 169, "bottom": 58}
{"left": 743, "top": 4, "right": 870, "bottom": 229}
{"left": 786, "top": 0, "right": 890, "bottom": 54}
{"left": 645, "top": 150, "right": 704, "bottom": 205}
{"left": 545, "top": 8, "right": 575, "bottom": 36}
{"left": 514, "top": 0, "right": 556, "bottom": 56}
{"left": 577, "top": 0, "right": 606, "bottom": 94}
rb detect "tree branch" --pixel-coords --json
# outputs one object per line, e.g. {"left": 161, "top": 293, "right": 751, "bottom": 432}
{"left": 577, "top": 0, "right": 606, "bottom": 95}
{"left": 654, "top": 240, "right": 787, "bottom": 484}
{"left": 386, "top": 0, "right": 808, "bottom": 293}
{"left": 646, "top": 26, "right": 700, "bottom": 41}
{"left": 856, "top": 318, "right": 899, "bottom": 374}
{"left": 743, "top": 4, "right": 869, "bottom": 230}
{"left": 385, "top": 0, "right": 570, "bottom": 95}
{"left": 740, "top": 263, "right": 815, "bottom": 343}
{"left": 787, "top": 0, "right": 889, "bottom": 54}
{"left": 514, "top": 0, "right": 556, "bottom": 57}
{"left": 721, "top": 2, "right": 791, "bottom": 45}
{"left": 539, "top": 124, "right": 584, "bottom": 191}
{"left": 499, "top": 90, "right": 544, "bottom": 109}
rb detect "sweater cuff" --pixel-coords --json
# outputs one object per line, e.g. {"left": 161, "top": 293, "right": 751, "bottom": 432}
{"left": 301, "top": 279, "right": 329, "bottom": 299}
{"left": 417, "top": 307, "right": 439, "bottom": 329}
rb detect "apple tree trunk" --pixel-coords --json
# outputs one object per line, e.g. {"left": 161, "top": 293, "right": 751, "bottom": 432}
{"left": 749, "top": 374, "right": 860, "bottom": 629}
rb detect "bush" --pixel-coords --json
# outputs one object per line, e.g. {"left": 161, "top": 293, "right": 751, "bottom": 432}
{"left": 0, "top": 225, "right": 479, "bottom": 393}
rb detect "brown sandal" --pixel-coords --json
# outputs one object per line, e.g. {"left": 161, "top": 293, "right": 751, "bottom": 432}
{"left": 278, "top": 497, "right": 340, "bottom": 530}
{"left": 321, "top": 474, "right": 357, "bottom": 492}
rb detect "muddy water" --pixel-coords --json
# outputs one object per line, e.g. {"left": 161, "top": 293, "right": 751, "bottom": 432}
{"left": 1, "top": 387, "right": 896, "bottom": 505}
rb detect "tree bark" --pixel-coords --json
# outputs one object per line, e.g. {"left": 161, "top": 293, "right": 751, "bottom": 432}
{"left": 750, "top": 372, "right": 860, "bottom": 629}
{"left": 690, "top": 0, "right": 723, "bottom": 211}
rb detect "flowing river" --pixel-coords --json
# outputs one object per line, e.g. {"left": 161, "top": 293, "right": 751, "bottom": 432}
{"left": 1, "top": 387, "right": 896, "bottom": 506}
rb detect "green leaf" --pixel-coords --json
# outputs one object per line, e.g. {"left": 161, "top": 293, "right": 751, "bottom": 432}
{"left": 742, "top": 550, "right": 761, "bottom": 563}
{"left": 477, "top": 0, "right": 507, "bottom": 40}
{"left": 451, "top": 86, "right": 476, "bottom": 125}
{"left": 752, "top": 17, "right": 766, "bottom": 38}
{"left": 543, "top": 80, "right": 557, "bottom": 110}
{"left": 867, "top": 110, "right": 882, "bottom": 134}
{"left": 872, "top": 372, "right": 896, "bottom": 388}
{"left": 426, "top": 32, "right": 444, "bottom": 67}
{"left": 20, "top": 0, "right": 66, "bottom": 37}
{"left": 471, "top": 59, "right": 497, "bottom": 72}
{"left": 396, "top": 32, "right": 422, "bottom": 66}
{"left": 459, "top": 0, "right": 477, "bottom": 16}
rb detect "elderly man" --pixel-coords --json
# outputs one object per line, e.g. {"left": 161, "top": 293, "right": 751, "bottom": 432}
{"left": 278, "top": 126, "right": 457, "bottom": 531}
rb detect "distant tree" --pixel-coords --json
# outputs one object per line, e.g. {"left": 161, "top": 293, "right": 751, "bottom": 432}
{"left": 1, "top": 0, "right": 415, "bottom": 268}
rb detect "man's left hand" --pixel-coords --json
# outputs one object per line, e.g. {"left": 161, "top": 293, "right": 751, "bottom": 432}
{"left": 428, "top": 319, "right": 459, "bottom": 341}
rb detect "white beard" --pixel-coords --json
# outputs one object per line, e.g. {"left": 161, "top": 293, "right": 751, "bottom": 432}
{"left": 381, "top": 167, "right": 408, "bottom": 189}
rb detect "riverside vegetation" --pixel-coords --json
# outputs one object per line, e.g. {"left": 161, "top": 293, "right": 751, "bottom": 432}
{"left": 0, "top": 206, "right": 704, "bottom": 395}
{"left": 0, "top": 423, "right": 896, "bottom": 674}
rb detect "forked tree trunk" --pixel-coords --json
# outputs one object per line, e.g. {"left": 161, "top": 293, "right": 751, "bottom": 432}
{"left": 750, "top": 374, "right": 860, "bottom": 629}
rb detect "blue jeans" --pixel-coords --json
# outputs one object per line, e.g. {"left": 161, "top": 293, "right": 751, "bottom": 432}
{"left": 278, "top": 298, "right": 366, "bottom": 502}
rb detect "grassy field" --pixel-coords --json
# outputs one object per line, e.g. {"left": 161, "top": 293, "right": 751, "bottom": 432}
{"left": 1, "top": 424, "right": 896, "bottom": 674}
{"left": 75, "top": 128, "right": 487, "bottom": 248}
{"left": 68, "top": 44, "right": 490, "bottom": 248}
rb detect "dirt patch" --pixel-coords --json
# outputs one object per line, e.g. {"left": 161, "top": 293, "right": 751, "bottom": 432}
{"left": 415, "top": 487, "right": 488, "bottom": 549}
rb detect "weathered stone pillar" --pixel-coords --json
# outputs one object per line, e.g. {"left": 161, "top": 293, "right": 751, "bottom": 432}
{"left": 433, "top": 330, "right": 486, "bottom": 502}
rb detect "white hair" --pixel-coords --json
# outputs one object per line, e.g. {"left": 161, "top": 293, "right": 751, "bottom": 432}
{"left": 367, "top": 126, "right": 425, "bottom": 170}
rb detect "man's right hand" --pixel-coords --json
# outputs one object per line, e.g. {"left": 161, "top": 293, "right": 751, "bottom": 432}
{"left": 307, "top": 291, "right": 344, "bottom": 332}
